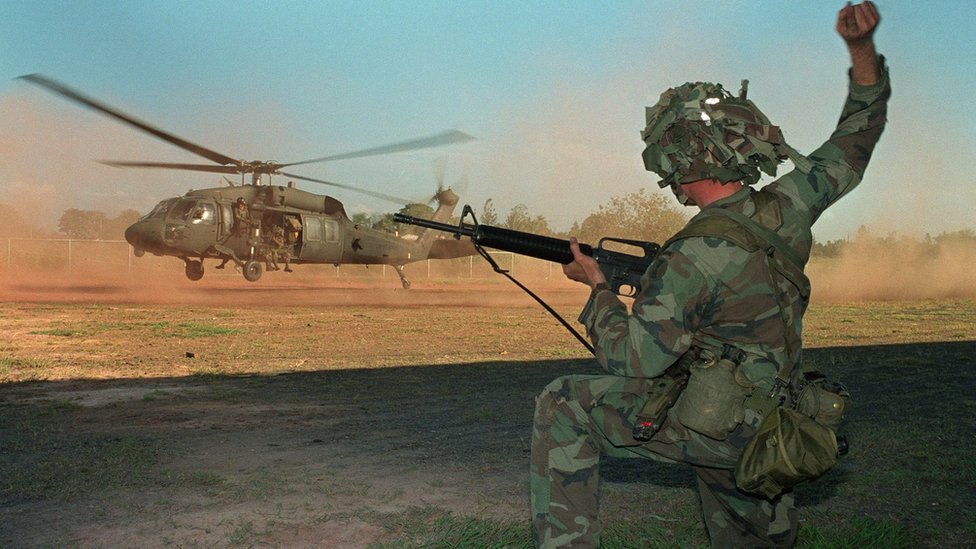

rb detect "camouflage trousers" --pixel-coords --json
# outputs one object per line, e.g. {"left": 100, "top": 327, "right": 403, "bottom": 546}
{"left": 530, "top": 374, "right": 798, "bottom": 548}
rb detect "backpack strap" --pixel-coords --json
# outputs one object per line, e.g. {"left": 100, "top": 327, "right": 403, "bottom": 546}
{"left": 664, "top": 191, "right": 807, "bottom": 393}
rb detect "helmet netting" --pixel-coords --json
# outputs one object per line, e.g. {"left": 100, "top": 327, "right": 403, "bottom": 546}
{"left": 641, "top": 81, "right": 800, "bottom": 188}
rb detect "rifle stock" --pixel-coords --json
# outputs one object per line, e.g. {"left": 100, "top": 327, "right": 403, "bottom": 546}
{"left": 393, "top": 209, "right": 659, "bottom": 297}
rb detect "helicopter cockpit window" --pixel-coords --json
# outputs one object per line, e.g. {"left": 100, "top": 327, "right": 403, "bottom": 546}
{"left": 169, "top": 199, "right": 198, "bottom": 222}
{"left": 143, "top": 198, "right": 179, "bottom": 220}
{"left": 190, "top": 203, "right": 215, "bottom": 225}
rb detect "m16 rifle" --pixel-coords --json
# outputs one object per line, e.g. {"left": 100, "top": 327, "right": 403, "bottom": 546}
{"left": 393, "top": 205, "right": 659, "bottom": 297}
{"left": 394, "top": 205, "right": 661, "bottom": 354}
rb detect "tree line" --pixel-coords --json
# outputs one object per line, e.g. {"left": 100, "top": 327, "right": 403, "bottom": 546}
{"left": 0, "top": 205, "right": 142, "bottom": 240}
{"left": 2, "top": 198, "right": 974, "bottom": 260}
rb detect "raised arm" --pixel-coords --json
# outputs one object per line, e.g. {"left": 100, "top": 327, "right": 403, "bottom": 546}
{"left": 837, "top": 1, "right": 882, "bottom": 85}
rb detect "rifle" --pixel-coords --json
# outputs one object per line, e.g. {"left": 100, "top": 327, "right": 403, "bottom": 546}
{"left": 393, "top": 205, "right": 660, "bottom": 297}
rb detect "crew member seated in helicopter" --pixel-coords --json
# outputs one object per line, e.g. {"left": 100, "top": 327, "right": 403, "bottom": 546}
{"left": 284, "top": 215, "right": 302, "bottom": 257}
{"left": 232, "top": 197, "right": 251, "bottom": 237}
{"left": 259, "top": 217, "right": 292, "bottom": 273}
{"left": 216, "top": 197, "right": 253, "bottom": 269}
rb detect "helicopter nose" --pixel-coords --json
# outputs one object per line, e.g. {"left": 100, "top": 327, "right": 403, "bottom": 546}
{"left": 124, "top": 223, "right": 141, "bottom": 248}
{"left": 125, "top": 221, "right": 161, "bottom": 251}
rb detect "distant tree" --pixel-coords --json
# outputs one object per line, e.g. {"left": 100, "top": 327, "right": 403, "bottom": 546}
{"left": 504, "top": 203, "right": 552, "bottom": 235}
{"left": 481, "top": 198, "right": 498, "bottom": 225}
{"left": 351, "top": 212, "right": 372, "bottom": 226}
{"left": 373, "top": 213, "right": 396, "bottom": 233}
{"left": 810, "top": 238, "right": 847, "bottom": 258}
{"left": 935, "top": 229, "right": 976, "bottom": 245}
{"left": 58, "top": 209, "right": 106, "bottom": 239}
{"left": 393, "top": 203, "right": 435, "bottom": 236}
{"left": 101, "top": 209, "right": 142, "bottom": 240}
{"left": 575, "top": 188, "right": 687, "bottom": 244}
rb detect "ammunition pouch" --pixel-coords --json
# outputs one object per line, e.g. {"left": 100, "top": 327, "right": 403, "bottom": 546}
{"left": 631, "top": 358, "right": 691, "bottom": 442}
{"left": 793, "top": 371, "right": 851, "bottom": 431}
{"left": 734, "top": 370, "right": 850, "bottom": 499}
{"left": 673, "top": 347, "right": 754, "bottom": 440}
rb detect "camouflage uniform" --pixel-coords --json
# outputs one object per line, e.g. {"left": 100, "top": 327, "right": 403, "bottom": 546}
{"left": 531, "top": 67, "right": 890, "bottom": 548}
{"left": 265, "top": 225, "right": 288, "bottom": 271}
{"left": 232, "top": 201, "right": 251, "bottom": 238}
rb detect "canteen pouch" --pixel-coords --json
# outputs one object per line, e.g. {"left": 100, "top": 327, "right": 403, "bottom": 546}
{"left": 793, "top": 372, "right": 851, "bottom": 431}
{"left": 674, "top": 352, "right": 752, "bottom": 440}
{"left": 735, "top": 406, "right": 838, "bottom": 499}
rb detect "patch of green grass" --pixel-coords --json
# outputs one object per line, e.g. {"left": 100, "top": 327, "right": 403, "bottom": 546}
{"left": 29, "top": 328, "right": 87, "bottom": 337}
{"left": 0, "top": 356, "right": 52, "bottom": 372}
{"left": 796, "top": 516, "right": 911, "bottom": 548}
{"left": 2, "top": 436, "right": 164, "bottom": 501}
{"left": 372, "top": 507, "right": 532, "bottom": 549}
{"left": 369, "top": 506, "right": 712, "bottom": 549}
{"left": 147, "top": 321, "right": 240, "bottom": 338}
{"left": 367, "top": 508, "right": 911, "bottom": 549}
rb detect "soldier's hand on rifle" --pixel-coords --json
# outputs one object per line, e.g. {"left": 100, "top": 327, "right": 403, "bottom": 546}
{"left": 563, "top": 237, "right": 607, "bottom": 289}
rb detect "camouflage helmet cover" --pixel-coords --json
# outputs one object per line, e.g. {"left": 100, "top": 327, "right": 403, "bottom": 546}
{"left": 641, "top": 81, "right": 795, "bottom": 188}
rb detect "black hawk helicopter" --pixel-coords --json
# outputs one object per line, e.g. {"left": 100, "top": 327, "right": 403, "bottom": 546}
{"left": 21, "top": 74, "right": 477, "bottom": 287}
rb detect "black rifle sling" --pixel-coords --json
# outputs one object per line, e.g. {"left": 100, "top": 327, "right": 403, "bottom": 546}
{"left": 473, "top": 242, "right": 596, "bottom": 354}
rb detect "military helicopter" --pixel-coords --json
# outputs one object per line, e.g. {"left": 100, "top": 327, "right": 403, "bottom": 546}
{"left": 21, "top": 74, "right": 477, "bottom": 287}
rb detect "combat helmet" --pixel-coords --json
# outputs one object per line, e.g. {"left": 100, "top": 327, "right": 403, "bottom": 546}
{"left": 640, "top": 80, "right": 809, "bottom": 197}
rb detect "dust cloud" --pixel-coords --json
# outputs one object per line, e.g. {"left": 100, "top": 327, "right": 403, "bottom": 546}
{"left": 808, "top": 237, "right": 976, "bottom": 303}
{"left": 0, "top": 244, "right": 587, "bottom": 309}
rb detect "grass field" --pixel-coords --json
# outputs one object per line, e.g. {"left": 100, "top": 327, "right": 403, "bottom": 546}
{"left": 1, "top": 287, "right": 974, "bottom": 548}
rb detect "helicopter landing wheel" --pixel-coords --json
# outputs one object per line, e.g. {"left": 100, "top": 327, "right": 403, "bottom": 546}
{"left": 184, "top": 259, "right": 204, "bottom": 281}
{"left": 394, "top": 265, "right": 411, "bottom": 289}
{"left": 242, "top": 260, "right": 263, "bottom": 282}
{"left": 133, "top": 247, "right": 145, "bottom": 258}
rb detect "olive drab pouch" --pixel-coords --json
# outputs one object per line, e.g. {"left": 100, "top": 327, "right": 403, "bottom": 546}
{"left": 793, "top": 371, "right": 851, "bottom": 431}
{"left": 734, "top": 406, "right": 839, "bottom": 499}
{"left": 674, "top": 350, "right": 754, "bottom": 440}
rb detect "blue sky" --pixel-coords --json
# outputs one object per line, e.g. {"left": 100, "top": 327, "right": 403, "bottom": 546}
{"left": 2, "top": 1, "right": 973, "bottom": 242}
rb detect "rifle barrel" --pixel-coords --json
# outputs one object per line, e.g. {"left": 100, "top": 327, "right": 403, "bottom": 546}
{"left": 393, "top": 212, "right": 591, "bottom": 264}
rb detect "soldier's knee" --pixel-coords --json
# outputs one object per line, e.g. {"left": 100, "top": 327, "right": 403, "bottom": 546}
{"left": 534, "top": 376, "right": 583, "bottom": 430}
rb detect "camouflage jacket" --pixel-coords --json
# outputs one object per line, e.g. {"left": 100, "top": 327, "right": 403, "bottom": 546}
{"left": 580, "top": 65, "right": 891, "bottom": 390}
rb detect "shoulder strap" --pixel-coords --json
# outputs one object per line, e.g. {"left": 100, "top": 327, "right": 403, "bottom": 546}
{"left": 664, "top": 192, "right": 807, "bottom": 389}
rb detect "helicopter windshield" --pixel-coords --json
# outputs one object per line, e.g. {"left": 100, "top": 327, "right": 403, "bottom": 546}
{"left": 142, "top": 197, "right": 180, "bottom": 220}
{"left": 169, "top": 199, "right": 195, "bottom": 221}
{"left": 189, "top": 202, "right": 215, "bottom": 225}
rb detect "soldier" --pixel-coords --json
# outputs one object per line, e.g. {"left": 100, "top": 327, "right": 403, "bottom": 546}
{"left": 271, "top": 224, "right": 293, "bottom": 273}
{"left": 216, "top": 197, "right": 252, "bottom": 269}
{"left": 531, "top": 2, "right": 888, "bottom": 548}
{"left": 232, "top": 197, "right": 251, "bottom": 238}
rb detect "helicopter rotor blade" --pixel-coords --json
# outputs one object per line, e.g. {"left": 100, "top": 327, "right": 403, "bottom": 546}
{"left": 280, "top": 172, "right": 412, "bottom": 205}
{"left": 99, "top": 161, "right": 242, "bottom": 174}
{"left": 280, "top": 130, "right": 475, "bottom": 168}
{"left": 19, "top": 73, "right": 240, "bottom": 167}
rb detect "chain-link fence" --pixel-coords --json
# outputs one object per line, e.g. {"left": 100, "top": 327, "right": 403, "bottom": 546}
{"left": 0, "top": 237, "right": 565, "bottom": 283}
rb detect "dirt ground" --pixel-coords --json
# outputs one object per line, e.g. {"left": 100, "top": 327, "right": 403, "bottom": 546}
{"left": 0, "top": 273, "right": 597, "bottom": 548}
{"left": 2, "top": 272, "right": 975, "bottom": 548}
